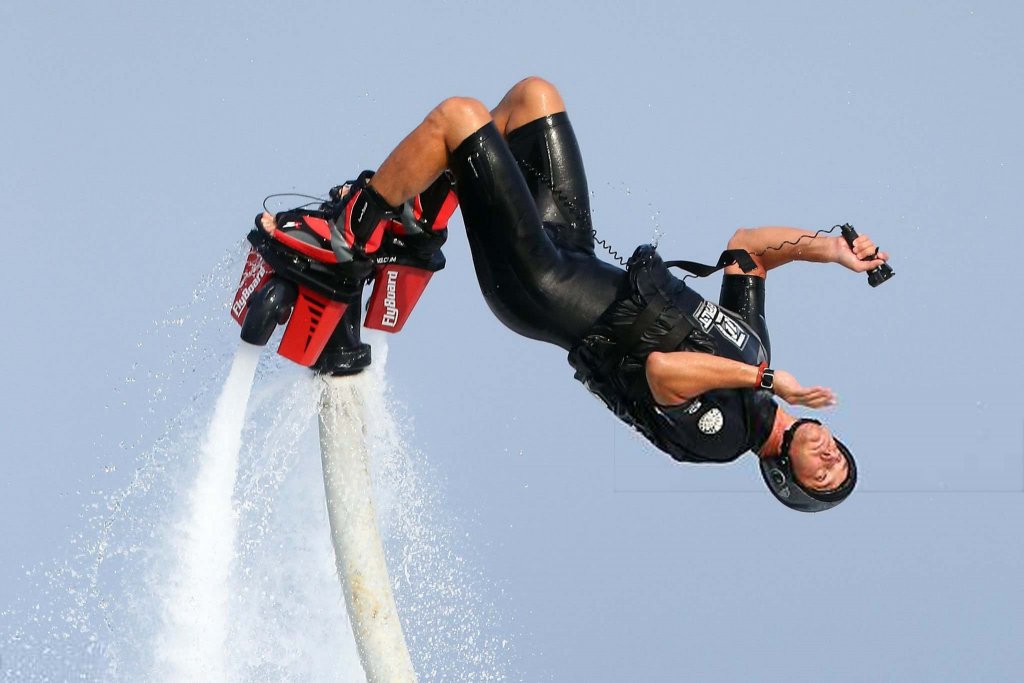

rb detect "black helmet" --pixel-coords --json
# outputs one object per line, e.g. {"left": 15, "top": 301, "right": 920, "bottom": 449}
{"left": 759, "top": 419, "right": 858, "bottom": 513}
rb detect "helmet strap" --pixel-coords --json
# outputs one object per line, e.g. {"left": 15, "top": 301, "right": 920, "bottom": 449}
{"left": 779, "top": 418, "right": 822, "bottom": 460}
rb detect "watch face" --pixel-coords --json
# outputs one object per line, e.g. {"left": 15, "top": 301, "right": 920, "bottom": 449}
{"left": 760, "top": 369, "right": 774, "bottom": 390}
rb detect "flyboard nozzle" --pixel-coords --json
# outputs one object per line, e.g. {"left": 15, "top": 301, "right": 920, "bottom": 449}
{"left": 231, "top": 224, "right": 372, "bottom": 375}
{"left": 840, "top": 223, "right": 894, "bottom": 287}
{"left": 239, "top": 277, "right": 297, "bottom": 346}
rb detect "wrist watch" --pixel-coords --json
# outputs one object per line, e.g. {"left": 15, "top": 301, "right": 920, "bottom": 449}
{"left": 755, "top": 364, "right": 775, "bottom": 393}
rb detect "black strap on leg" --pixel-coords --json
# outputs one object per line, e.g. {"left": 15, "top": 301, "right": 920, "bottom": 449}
{"left": 664, "top": 248, "right": 757, "bottom": 278}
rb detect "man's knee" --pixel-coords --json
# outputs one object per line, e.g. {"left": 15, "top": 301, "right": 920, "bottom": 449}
{"left": 492, "top": 76, "right": 566, "bottom": 134}
{"left": 507, "top": 76, "right": 563, "bottom": 111}
{"left": 430, "top": 97, "right": 490, "bottom": 131}
{"left": 427, "top": 97, "right": 492, "bottom": 149}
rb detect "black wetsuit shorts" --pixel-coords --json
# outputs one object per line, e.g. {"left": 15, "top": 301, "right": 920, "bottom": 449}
{"left": 448, "top": 112, "right": 770, "bottom": 355}
{"left": 448, "top": 113, "right": 628, "bottom": 350}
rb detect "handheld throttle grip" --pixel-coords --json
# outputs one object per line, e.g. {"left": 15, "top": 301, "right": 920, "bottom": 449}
{"left": 840, "top": 224, "right": 893, "bottom": 287}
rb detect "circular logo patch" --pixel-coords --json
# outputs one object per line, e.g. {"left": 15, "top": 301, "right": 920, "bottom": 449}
{"left": 698, "top": 408, "right": 724, "bottom": 435}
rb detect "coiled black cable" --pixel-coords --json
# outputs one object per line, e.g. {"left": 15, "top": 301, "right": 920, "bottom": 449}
{"left": 516, "top": 160, "right": 844, "bottom": 277}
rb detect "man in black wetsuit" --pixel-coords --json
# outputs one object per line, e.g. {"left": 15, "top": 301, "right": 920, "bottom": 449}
{"left": 260, "top": 77, "right": 890, "bottom": 512}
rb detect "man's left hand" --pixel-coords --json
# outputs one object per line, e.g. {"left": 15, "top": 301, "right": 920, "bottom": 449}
{"left": 773, "top": 369, "right": 837, "bottom": 409}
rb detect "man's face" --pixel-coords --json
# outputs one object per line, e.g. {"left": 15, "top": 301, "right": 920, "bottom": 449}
{"left": 789, "top": 421, "right": 849, "bottom": 492}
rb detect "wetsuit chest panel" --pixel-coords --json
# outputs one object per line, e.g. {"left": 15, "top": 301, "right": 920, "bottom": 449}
{"left": 651, "top": 391, "right": 750, "bottom": 463}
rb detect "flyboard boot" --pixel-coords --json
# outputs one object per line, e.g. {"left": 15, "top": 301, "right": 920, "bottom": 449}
{"left": 365, "top": 171, "right": 458, "bottom": 332}
{"left": 231, "top": 171, "right": 457, "bottom": 375}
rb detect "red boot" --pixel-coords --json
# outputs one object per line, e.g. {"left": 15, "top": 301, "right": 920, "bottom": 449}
{"left": 327, "top": 170, "right": 401, "bottom": 267}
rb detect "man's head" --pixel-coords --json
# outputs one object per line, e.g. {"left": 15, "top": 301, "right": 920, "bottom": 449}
{"left": 758, "top": 418, "right": 858, "bottom": 512}
{"left": 787, "top": 420, "right": 850, "bottom": 492}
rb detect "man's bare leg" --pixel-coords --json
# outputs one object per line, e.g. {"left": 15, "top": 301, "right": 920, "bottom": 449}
{"left": 260, "top": 77, "right": 567, "bottom": 234}
{"left": 369, "top": 97, "right": 493, "bottom": 205}
{"left": 372, "top": 77, "right": 567, "bottom": 203}
{"left": 368, "top": 77, "right": 566, "bottom": 207}
{"left": 260, "top": 97, "right": 492, "bottom": 233}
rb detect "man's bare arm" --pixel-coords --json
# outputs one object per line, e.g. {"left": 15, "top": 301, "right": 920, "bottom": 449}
{"left": 645, "top": 351, "right": 836, "bottom": 408}
{"left": 646, "top": 351, "right": 759, "bottom": 404}
{"left": 723, "top": 226, "right": 889, "bottom": 277}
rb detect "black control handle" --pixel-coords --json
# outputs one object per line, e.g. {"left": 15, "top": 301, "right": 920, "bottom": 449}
{"left": 840, "top": 223, "right": 894, "bottom": 287}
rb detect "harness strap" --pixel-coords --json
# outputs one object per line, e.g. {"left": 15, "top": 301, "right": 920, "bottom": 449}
{"left": 603, "top": 292, "right": 696, "bottom": 378}
{"left": 664, "top": 248, "right": 757, "bottom": 278}
{"left": 617, "top": 296, "right": 668, "bottom": 355}
{"left": 592, "top": 247, "right": 753, "bottom": 377}
{"left": 656, "top": 310, "right": 695, "bottom": 353}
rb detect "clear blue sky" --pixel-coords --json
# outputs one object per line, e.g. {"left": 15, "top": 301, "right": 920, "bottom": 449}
{"left": 2, "top": 1, "right": 1022, "bottom": 680}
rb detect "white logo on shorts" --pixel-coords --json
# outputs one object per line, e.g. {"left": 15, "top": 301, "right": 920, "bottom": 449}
{"left": 693, "top": 301, "right": 749, "bottom": 351}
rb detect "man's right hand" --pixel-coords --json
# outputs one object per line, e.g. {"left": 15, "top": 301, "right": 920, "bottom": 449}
{"left": 773, "top": 369, "right": 837, "bottom": 409}
{"left": 835, "top": 233, "right": 890, "bottom": 273}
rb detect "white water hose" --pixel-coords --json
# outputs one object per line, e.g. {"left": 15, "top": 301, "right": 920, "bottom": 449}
{"left": 318, "top": 375, "right": 416, "bottom": 683}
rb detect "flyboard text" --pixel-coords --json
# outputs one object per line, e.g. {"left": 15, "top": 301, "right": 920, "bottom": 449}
{"left": 231, "top": 251, "right": 274, "bottom": 322}
{"left": 381, "top": 270, "right": 400, "bottom": 328}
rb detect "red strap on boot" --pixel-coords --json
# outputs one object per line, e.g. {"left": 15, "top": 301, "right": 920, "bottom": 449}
{"left": 330, "top": 171, "right": 400, "bottom": 256}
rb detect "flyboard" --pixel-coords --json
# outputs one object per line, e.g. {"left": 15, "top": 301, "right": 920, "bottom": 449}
{"left": 231, "top": 207, "right": 444, "bottom": 682}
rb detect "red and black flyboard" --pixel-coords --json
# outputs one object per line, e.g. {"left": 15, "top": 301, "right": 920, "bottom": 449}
{"left": 231, "top": 206, "right": 444, "bottom": 375}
